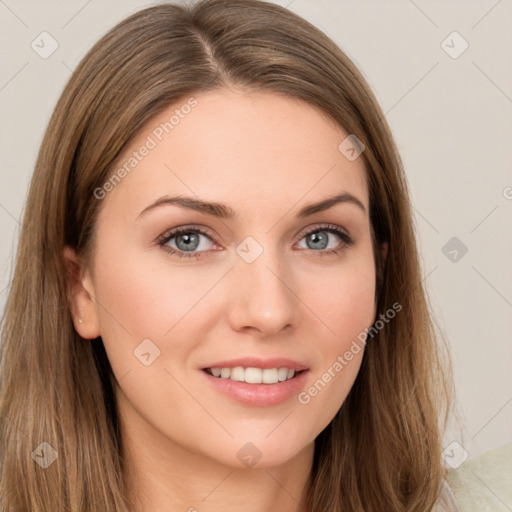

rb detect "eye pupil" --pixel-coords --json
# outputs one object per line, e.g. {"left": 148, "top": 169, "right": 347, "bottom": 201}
{"left": 307, "top": 231, "right": 328, "bottom": 250}
{"left": 176, "top": 233, "right": 199, "bottom": 251}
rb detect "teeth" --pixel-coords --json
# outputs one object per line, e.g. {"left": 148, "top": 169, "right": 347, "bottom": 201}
{"left": 277, "top": 368, "right": 288, "bottom": 381}
{"left": 245, "top": 367, "right": 263, "bottom": 384}
{"left": 231, "top": 367, "right": 245, "bottom": 381}
{"left": 262, "top": 368, "right": 278, "bottom": 384}
{"left": 207, "top": 366, "right": 298, "bottom": 384}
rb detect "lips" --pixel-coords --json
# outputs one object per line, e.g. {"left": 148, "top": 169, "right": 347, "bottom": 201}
{"left": 199, "top": 356, "right": 310, "bottom": 406}
{"left": 201, "top": 367, "right": 310, "bottom": 407}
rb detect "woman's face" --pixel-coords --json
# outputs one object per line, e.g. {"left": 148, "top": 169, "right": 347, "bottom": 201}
{"left": 71, "top": 89, "right": 380, "bottom": 469}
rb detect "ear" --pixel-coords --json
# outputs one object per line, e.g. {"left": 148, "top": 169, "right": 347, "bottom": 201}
{"left": 63, "top": 246, "right": 101, "bottom": 339}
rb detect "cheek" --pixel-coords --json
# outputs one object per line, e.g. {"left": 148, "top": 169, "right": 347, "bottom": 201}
{"left": 94, "top": 249, "right": 210, "bottom": 335}
{"left": 294, "top": 248, "right": 375, "bottom": 430}
{"left": 305, "top": 249, "right": 377, "bottom": 341}
{"left": 91, "top": 240, "right": 216, "bottom": 381}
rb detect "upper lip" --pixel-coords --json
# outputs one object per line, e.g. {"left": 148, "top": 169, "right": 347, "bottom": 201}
{"left": 201, "top": 357, "right": 309, "bottom": 371}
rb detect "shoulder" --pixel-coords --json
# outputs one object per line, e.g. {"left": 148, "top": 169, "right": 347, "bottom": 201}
{"left": 434, "top": 479, "right": 462, "bottom": 512}
{"left": 443, "top": 442, "right": 512, "bottom": 512}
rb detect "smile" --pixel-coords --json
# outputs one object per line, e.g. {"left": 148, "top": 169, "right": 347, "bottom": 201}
{"left": 201, "top": 368, "right": 310, "bottom": 407}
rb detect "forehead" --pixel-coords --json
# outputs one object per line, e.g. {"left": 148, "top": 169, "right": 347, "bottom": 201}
{"left": 101, "top": 89, "right": 368, "bottom": 221}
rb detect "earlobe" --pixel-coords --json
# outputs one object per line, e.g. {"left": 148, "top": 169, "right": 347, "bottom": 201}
{"left": 63, "top": 246, "right": 101, "bottom": 339}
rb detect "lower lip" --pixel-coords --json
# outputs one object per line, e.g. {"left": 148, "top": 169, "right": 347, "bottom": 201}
{"left": 201, "top": 369, "right": 310, "bottom": 407}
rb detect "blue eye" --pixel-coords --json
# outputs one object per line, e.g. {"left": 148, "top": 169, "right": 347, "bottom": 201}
{"left": 157, "top": 223, "right": 353, "bottom": 259}
{"left": 158, "top": 226, "right": 217, "bottom": 259}
{"left": 296, "top": 224, "right": 354, "bottom": 256}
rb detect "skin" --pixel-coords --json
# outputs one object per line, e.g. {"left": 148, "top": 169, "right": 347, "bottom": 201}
{"left": 65, "top": 88, "right": 387, "bottom": 512}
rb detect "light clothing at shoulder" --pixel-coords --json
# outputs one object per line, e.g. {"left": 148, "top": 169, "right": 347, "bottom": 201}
{"left": 435, "top": 479, "right": 462, "bottom": 511}
{"left": 440, "top": 442, "right": 512, "bottom": 512}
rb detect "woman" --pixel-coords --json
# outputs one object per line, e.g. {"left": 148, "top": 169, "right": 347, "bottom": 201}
{"left": 0, "top": 0, "right": 455, "bottom": 510}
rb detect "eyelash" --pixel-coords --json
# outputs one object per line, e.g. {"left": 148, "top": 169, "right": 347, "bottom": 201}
{"left": 156, "top": 223, "right": 354, "bottom": 259}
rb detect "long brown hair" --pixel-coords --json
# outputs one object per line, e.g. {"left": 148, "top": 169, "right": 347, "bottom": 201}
{"left": 0, "top": 1, "right": 453, "bottom": 510}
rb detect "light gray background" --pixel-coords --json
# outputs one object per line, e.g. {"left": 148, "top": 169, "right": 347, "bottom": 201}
{"left": 1, "top": 0, "right": 511, "bottom": 464}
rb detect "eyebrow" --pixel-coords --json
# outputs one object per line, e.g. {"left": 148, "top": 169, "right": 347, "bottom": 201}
{"left": 137, "top": 192, "right": 367, "bottom": 220}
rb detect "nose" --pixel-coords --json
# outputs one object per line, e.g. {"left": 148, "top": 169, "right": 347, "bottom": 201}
{"left": 226, "top": 252, "right": 301, "bottom": 338}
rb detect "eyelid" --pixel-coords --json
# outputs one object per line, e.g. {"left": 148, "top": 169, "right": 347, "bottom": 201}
{"left": 155, "top": 224, "right": 220, "bottom": 246}
{"left": 295, "top": 222, "right": 350, "bottom": 241}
